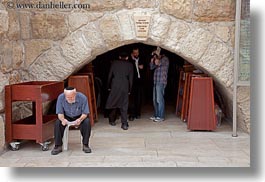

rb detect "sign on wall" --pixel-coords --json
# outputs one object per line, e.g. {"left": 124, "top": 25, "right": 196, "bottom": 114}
{"left": 133, "top": 15, "right": 151, "bottom": 38}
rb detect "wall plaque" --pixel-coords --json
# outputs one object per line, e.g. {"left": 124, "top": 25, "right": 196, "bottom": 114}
{"left": 134, "top": 15, "right": 151, "bottom": 38}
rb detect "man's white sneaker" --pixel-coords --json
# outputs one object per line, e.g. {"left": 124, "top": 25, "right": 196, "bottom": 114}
{"left": 149, "top": 116, "right": 156, "bottom": 120}
{"left": 153, "top": 117, "right": 165, "bottom": 122}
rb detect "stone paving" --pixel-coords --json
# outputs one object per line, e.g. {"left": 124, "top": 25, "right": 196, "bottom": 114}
{"left": 0, "top": 110, "right": 250, "bottom": 167}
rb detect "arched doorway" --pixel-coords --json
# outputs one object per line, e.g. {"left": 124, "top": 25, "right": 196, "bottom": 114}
{"left": 67, "top": 43, "right": 227, "bottom": 127}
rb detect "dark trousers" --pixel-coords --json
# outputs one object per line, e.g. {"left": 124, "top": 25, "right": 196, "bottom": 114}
{"left": 54, "top": 115, "right": 91, "bottom": 146}
{"left": 129, "top": 86, "right": 143, "bottom": 117}
{"left": 109, "top": 106, "right": 128, "bottom": 125}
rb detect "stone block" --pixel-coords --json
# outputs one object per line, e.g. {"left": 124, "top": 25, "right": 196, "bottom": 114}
{"left": 81, "top": 23, "right": 107, "bottom": 56}
{"left": 193, "top": 0, "right": 235, "bottom": 22}
{"left": 0, "top": 10, "right": 8, "bottom": 35}
{"left": 9, "top": 70, "right": 21, "bottom": 85}
{"left": 237, "top": 86, "right": 250, "bottom": 133}
{"left": 117, "top": 11, "right": 135, "bottom": 41}
{"left": 99, "top": 15, "right": 122, "bottom": 49}
{"left": 68, "top": 12, "right": 89, "bottom": 31}
{"left": 80, "top": 0, "right": 124, "bottom": 11}
{"left": 60, "top": 30, "right": 92, "bottom": 66}
{"left": 24, "top": 39, "right": 52, "bottom": 67}
{"left": 0, "top": 41, "right": 23, "bottom": 71}
{"left": 215, "top": 58, "right": 234, "bottom": 88}
{"left": 0, "top": 72, "right": 9, "bottom": 111}
{"left": 161, "top": 0, "right": 192, "bottom": 20}
{"left": 31, "top": 13, "right": 68, "bottom": 40}
{"left": 29, "top": 47, "right": 74, "bottom": 81}
{"left": 19, "top": 11, "right": 31, "bottom": 40}
{"left": 12, "top": 41, "right": 24, "bottom": 70}
{"left": 150, "top": 14, "right": 171, "bottom": 43}
{"left": 199, "top": 39, "right": 233, "bottom": 73}
{"left": 163, "top": 20, "right": 191, "bottom": 49}
{"left": 178, "top": 27, "right": 214, "bottom": 62}
{"left": 7, "top": 10, "right": 20, "bottom": 40}
{"left": 125, "top": 0, "right": 156, "bottom": 9}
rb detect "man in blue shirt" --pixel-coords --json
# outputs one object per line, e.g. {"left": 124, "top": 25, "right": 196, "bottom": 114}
{"left": 51, "top": 87, "right": 91, "bottom": 155}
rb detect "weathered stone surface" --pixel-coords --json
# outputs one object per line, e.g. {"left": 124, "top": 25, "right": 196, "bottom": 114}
{"left": 19, "top": 11, "right": 31, "bottom": 40}
{"left": 99, "top": 15, "right": 122, "bottom": 49}
{"left": 161, "top": 0, "right": 192, "bottom": 20}
{"left": 117, "top": 11, "right": 135, "bottom": 41}
{"left": 215, "top": 58, "right": 234, "bottom": 88}
{"left": 150, "top": 14, "right": 171, "bottom": 43}
{"left": 178, "top": 27, "right": 214, "bottom": 62}
{"left": 215, "top": 25, "right": 231, "bottom": 43}
{"left": 0, "top": 41, "right": 23, "bottom": 71}
{"left": 193, "top": 0, "right": 235, "bottom": 22}
{"left": 125, "top": 0, "right": 156, "bottom": 9}
{"left": 80, "top": 0, "right": 124, "bottom": 11}
{"left": 0, "top": 2, "right": 6, "bottom": 10}
{"left": 12, "top": 42, "right": 24, "bottom": 70}
{"left": 81, "top": 23, "right": 107, "bottom": 56}
{"left": 199, "top": 39, "right": 233, "bottom": 73}
{"left": 7, "top": 10, "right": 20, "bottom": 40}
{"left": 31, "top": 13, "right": 68, "bottom": 40}
{"left": 0, "top": 72, "right": 9, "bottom": 111}
{"left": 237, "top": 86, "right": 250, "bottom": 133}
{"left": 0, "top": 40, "right": 13, "bottom": 73}
{"left": 163, "top": 20, "right": 190, "bottom": 51}
{"left": 9, "top": 70, "right": 21, "bottom": 84}
{"left": 60, "top": 30, "right": 92, "bottom": 66}
{"left": 68, "top": 12, "right": 89, "bottom": 31}
{"left": 24, "top": 39, "right": 52, "bottom": 67}
{"left": 29, "top": 47, "right": 75, "bottom": 81}
{"left": 0, "top": 10, "right": 8, "bottom": 35}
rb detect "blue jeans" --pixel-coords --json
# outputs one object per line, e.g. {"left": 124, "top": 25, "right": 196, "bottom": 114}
{"left": 152, "top": 83, "right": 166, "bottom": 119}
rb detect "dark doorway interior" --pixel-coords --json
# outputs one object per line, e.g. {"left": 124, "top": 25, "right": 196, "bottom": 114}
{"left": 82, "top": 43, "right": 185, "bottom": 117}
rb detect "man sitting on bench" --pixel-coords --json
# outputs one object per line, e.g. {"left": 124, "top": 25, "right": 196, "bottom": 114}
{"left": 51, "top": 87, "right": 92, "bottom": 155}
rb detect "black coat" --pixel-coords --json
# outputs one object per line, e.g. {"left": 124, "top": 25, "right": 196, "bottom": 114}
{"left": 105, "top": 59, "right": 134, "bottom": 109}
{"left": 128, "top": 56, "right": 145, "bottom": 87}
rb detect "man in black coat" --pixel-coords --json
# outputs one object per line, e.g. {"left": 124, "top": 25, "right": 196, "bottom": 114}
{"left": 105, "top": 52, "right": 134, "bottom": 130}
{"left": 128, "top": 47, "right": 144, "bottom": 121}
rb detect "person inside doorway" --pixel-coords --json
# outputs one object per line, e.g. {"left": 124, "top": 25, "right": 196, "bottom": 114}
{"left": 128, "top": 47, "right": 144, "bottom": 121}
{"left": 105, "top": 52, "right": 134, "bottom": 130}
{"left": 149, "top": 47, "right": 169, "bottom": 122}
{"left": 51, "top": 87, "right": 92, "bottom": 155}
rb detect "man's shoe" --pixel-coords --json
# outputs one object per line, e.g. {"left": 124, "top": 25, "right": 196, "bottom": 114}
{"left": 153, "top": 117, "right": 165, "bottom": 122}
{"left": 109, "top": 122, "right": 116, "bottom": 126}
{"left": 149, "top": 116, "right": 156, "bottom": 120}
{"left": 129, "top": 116, "right": 135, "bottom": 121}
{"left": 121, "top": 123, "right": 129, "bottom": 130}
{"left": 135, "top": 115, "right": 141, "bottom": 119}
{"left": 83, "top": 145, "right": 92, "bottom": 153}
{"left": 51, "top": 145, "right": 62, "bottom": 155}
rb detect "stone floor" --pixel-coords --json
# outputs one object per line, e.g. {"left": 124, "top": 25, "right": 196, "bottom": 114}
{"left": 0, "top": 108, "right": 250, "bottom": 167}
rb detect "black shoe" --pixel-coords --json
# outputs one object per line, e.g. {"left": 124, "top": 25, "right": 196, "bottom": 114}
{"left": 121, "top": 123, "right": 129, "bottom": 130}
{"left": 135, "top": 115, "right": 141, "bottom": 119}
{"left": 109, "top": 122, "right": 116, "bottom": 126}
{"left": 83, "top": 145, "right": 92, "bottom": 153}
{"left": 129, "top": 116, "right": 135, "bottom": 121}
{"left": 51, "top": 145, "right": 62, "bottom": 155}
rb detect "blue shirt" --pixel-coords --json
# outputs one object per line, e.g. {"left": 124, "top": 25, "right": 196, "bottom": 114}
{"left": 56, "top": 92, "right": 89, "bottom": 118}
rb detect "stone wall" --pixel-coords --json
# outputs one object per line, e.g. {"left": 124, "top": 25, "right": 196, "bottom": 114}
{"left": 0, "top": 0, "right": 250, "bottom": 151}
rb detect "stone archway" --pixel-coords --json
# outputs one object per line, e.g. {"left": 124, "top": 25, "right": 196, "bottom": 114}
{"left": 27, "top": 10, "right": 236, "bottom": 121}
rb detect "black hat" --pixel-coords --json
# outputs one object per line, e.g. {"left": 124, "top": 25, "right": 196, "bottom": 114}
{"left": 119, "top": 52, "right": 128, "bottom": 58}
